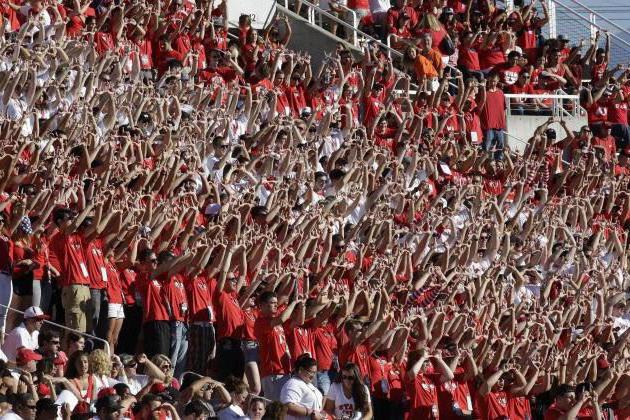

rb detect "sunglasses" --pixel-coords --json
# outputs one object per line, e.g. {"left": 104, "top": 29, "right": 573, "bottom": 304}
{"left": 342, "top": 375, "right": 354, "bottom": 380}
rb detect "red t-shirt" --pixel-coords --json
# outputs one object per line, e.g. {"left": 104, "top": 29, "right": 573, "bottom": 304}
{"left": 254, "top": 314, "right": 291, "bottom": 376}
{"left": 185, "top": 274, "right": 214, "bottom": 323}
{"left": 592, "top": 135, "right": 617, "bottom": 161}
{"left": 213, "top": 290, "right": 244, "bottom": 339}
{"left": 242, "top": 308, "right": 257, "bottom": 341}
{"left": 508, "top": 395, "right": 532, "bottom": 420}
{"left": 82, "top": 237, "right": 107, "bottom": 290}
{"left": 313, "top": 324, "right": 338, "bottom": 371}
{"left": 49, "top": 232, "right": 90, "bottom": 287}
{"left": 480, "top": 89, "right": 506, "bottom": 130}
{"left": 285, "top": 324, "right": 315, "bottom": 363}
{"left": 105, "top": 259, "right": 124, "bottom": 305}
{"left": 405, "top": 371, "right": 441, "bottom": 419}
{"left": 478, "top": 390, "right": 510, "bottom": 420}
{"left": 162, "top": 274, "right": 188, "bottom": 322}
{"left": 458, "top": 46, "right": 480, "bottom": 71}
{"left": 120, "top": 268, "right": 137, "bottom": 305}
{"left": 437, "top": 368, "right": 473, "bottom": 420}
{"left": 339, "top": 342, "right": 370, "bottom": 380}
{"left": 94, "top": 31, "right": 116, "bottom": 55}
{"left": 607, "top": 100, "right": 628, "bottom": 125}
{"left": 138, "top": 276, "right": 170, "bottom": 322}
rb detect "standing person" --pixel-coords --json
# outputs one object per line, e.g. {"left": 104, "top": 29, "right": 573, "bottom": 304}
{"left": 254, "top": 291, "right": 300, "bottom": 401}
{"left": 157, "top": 251, "right": 190, "bottom": 378}
{"left": 2, "top": 306, "right": 47, "bottom": 363}
{"left": 212, "top": 246, "right": 246, "bottom": 382}
{"left": 405, "top": 349, "right": 455, "bottom": 419}
{"left": 135, "top": 249, "right": 170, "bottom": 358}
{"left": 77, "top": 217, "right": 108, "bottom": 338}
{"left": 280, "top": 355, "right": 325, "bottom": 420}
{"left": 185, "top": 269, "right": 216, "bottom": 376}
{"left": 49, "top": 207, "right": 93, "bottom": 333}
{"left": 9, "top": 216, "right": 37, "bottom": 328}
{"left": 324, "top": 363, "right": 373, "bottom": 420}
{"left": 104, "top": 252, "right": 124, "bottom": 352}
{"left": 0, "top": 211, "right": 15, "bottom": 338}
{"left": 478, "top": 72, "right": 507, "bottom": 160}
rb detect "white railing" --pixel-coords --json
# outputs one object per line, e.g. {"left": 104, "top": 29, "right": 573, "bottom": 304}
{"left": 315, "top": 3, "right": 358, "bottom": 46}
{"left": 0, "top": 304, "right": 111, "bottom": 355}
{"left": 504, "top": 92, "right": 583, "bottom": 119}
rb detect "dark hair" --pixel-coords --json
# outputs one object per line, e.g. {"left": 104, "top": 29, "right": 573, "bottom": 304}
{"left": 67, "top": 332, "right": 83, "bottom": 344}
{"left": 258, "top": 291, "right": 277, "bottom": 304}
{"left": 52, "top": 208, "right": 73, "bottom": 225}
{"left": 294, "top": 354, "right": 317, "bottom": 373}
{"left": 138, "top": 248, "right": 156, "bottom": 262}
{"left": 224, "top": 376, "right": 248, "bottom": 395}
{"left": 65, "top": 351, "right": 89, "bottom": 379}
{"left": 38, "top": 329, "right": 61, "bottom": 346}
{"left": 184, "top": 400, "right": 209, "bottom": 417}
{"left": 336, "top": 363, "right": 369, "bottom": 413}
{"left": 554, "top": 383, "right": 576, "bottom": 398}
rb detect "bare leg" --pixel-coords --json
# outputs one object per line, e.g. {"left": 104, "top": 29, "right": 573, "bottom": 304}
{"left": 244, "top": 361, "right": 261, "bottom": 395}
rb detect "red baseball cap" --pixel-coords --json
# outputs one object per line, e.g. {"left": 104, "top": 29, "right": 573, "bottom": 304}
{"left": 17, "top": 348, "right": 43, "bottom": 365}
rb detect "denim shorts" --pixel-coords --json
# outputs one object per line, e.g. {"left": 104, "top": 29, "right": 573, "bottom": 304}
{"left": 241, "top": 340, "right": 259, "bottom": 363}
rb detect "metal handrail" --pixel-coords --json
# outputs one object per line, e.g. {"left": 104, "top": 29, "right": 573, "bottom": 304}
{"left": 315, "top": 3, "right": 358, "bottom": 46}
{"left": 559, "top": 0, "right": 630, "bottom": 38}
{"left": 278, "top": 0, "right": 404, "bottom": 58}
{"left": 552, "top": 0, "right": 630, "bottom": 52}
{"left": 0, "top": 304, "right": 111, "bottom": 356}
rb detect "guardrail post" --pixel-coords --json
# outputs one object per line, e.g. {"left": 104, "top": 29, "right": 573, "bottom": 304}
{"left": 547, "top": 0, "right": 557, "bottom": 39}
{"left": 589, "top": 13, "right": 597, "bottom": 42}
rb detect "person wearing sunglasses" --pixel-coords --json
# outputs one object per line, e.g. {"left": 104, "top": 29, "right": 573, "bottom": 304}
{"left": 280, "top": 355, "right": 325, "bottom": 420}
{"left": 4, "top": 393, "right": 37, "bottom": 420}
{"left": 323, "top": 363, "right": 372, "bottom": 420}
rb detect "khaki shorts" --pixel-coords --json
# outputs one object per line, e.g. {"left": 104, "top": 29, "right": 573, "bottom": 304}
{"left": 61, "top": 285, "right": 91, "bottom": 333}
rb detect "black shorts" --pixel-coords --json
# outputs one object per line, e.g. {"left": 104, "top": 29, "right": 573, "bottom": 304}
{"left": 142, "top": 321, "right": 170, "bottom": 358}
{"left": 213, "top": 337, "right": 244, "bottom": 381}
{"left": 12, "top": 274, "right": 33, "bottom": 296}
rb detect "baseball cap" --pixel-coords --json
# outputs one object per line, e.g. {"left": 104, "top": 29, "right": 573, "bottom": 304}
{"left": 23, "top": 306, "right": 49, "bottom": 320}
{"left": 442, "top": 7, "right": 454, "bottom": 14}
{"left": 16, "top": 348, "right": 43, "bottom": 365}
{"left": 557, "top": 34, "right": 569, "bottom": 42}
{"left": 545, "top": 128, "right": 557, "bottom": 140}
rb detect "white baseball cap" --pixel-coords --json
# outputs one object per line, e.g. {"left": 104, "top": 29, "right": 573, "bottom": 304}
{"left": 24, "top": 306, "right": 49, "bottom": 320}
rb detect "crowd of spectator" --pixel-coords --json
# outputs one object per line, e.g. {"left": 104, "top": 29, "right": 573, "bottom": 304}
{"left": 0, "top": 0, "right": 628, "bottom": 419}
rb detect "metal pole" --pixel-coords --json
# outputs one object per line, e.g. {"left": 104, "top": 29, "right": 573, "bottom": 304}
{"left": 0, "top": 304, "right": 111, "bottom": 356}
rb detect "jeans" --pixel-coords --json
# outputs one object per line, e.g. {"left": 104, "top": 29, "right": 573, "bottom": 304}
{"left": 0, "top": 272, "right": 12, "bottom": 332}
{"left": 611, "top": 124, "right": 630, "bottom": 149}
{"left": 32, "top": 279, "right": 52, "bottom": 313}
{"left": 89, "top": 288, "right": 108, "bottom": 336}
{"left": 261, "top": 374, "right": 289, "bottom": 401}
{"left": 169, "top": 321, "right": 188, "bottom": 378}
{"left": 484, "top": 129, "right": 505, "bottom": 160}
{"left": 315, "top": 370, "right": 335, "bottom": 395}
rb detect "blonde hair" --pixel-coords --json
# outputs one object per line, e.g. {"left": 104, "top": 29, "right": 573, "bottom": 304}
{"left": 418, "top": 14, "right": 442, "bottom": 31}
{"left": 89, "top": 349, "right": 112, "bottom": 376}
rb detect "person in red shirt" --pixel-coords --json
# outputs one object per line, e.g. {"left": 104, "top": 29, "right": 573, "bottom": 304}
{"left": 478, "top": 72, "right": 507, "bottom": 160}
{"left": 592, "top": 123, "right": 617, "bottom": 162}
{"left": 605, "top": 87, "right": 629, "bottom": 148}
{"left": 386, "top": 0, "right": 418, "bottom": 35}
{"left": 437, "top": 347, "right": 476, "bottom": 420}
{"left": 405, "top": 349, "right": 455, "bottom": 419}
{"left": 157, "top": 250, "right": 190, "bottom": 378}
{"left": 544, "top": 383, "right": 596, "bottom": 420}
{"left": 590, "top": 32, "right": 609, "bottom": 83}
{"left": 0, "top": 211, "right": 13, "bottom": 336}
{"left": 495, "top": 51, "right": 523, "bottom": 86}
{"left": 135, "top": 248, "right": 170, "bottom": 358}
{"left": 254, "top": 291, "right": 300, "bottom": 401}
{"left": 212, "top": 245, "right": 246, "bottom": 382}
{"left": 185, "top": 262, "right": 216, "bottom": 375}
{"left": 50, "top": 207, "right": 93, "bottom": 334}
{"left": 77, "top": 217, "right": 107, "bottom": 337}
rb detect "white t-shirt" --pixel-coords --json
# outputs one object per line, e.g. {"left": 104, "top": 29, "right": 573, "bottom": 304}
{"left": 325, "top": 382, "right": 371, "bottom": 420}
{"left": 2, "top": 323, "right": 38, "bottom": 362}
{"left": 217, "top": 405, "right": 245, "bottom": 420}
{"left": 124, "top": 373, "right": 149, "bottom": 395}
{"left": 280, "top": 377, "right": 323, "bottom": 420}
{"left": 0, "top": 411, "right": 23, "bottom": 420}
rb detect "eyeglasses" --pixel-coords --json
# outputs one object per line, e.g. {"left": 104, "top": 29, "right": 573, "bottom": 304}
{"left": 342, "top": 375, "right": 354, "bottom": 381}
{"left": 161, "top": 364, "right": 172, "bottom": 369}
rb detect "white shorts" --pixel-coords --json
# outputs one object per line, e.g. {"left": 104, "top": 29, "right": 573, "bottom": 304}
{"left": 107, "top": 303, "right": 125, "bottom": 319}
